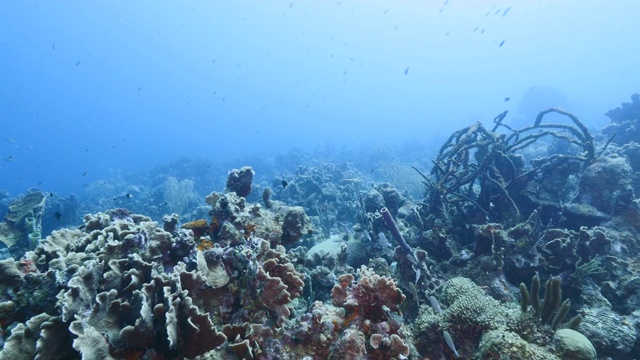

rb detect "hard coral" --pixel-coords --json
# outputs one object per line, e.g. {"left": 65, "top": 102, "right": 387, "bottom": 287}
{"left": 252, "top": 240, "right": 305, "bottom": 326}
{"left": 332, "top": 266, "right": 406, "bottom": 322}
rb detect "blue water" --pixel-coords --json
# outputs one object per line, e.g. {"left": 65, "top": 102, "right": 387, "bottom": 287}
{"left": 1, "top": 0, "right": 639, "bottom": 196}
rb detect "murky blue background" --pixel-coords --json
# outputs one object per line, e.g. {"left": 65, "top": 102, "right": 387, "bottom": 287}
{"left": 1, "top": 0, "right": 638, "bottom": 195}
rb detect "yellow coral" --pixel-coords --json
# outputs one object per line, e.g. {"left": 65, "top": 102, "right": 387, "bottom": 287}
{"left": 182, "top": 219, "right": 208, "bottom": 240}
{"left": 182, "top": 219, "right": 208, "bottom": 230}
{"left": 197, "top": 238, "right": 214, "bottom": 251}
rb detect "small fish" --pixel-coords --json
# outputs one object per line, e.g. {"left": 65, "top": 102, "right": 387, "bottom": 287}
{"left": 499, "top": 40, "right": 505, "bottom": 47}
{"left": 429, "top": 296, "right": 444, "bottom": 314}
{"left": 49, "top": 192, "right": 54, "bottom": 197}
{"left": 289, "top": 2, "right": 292, "bottom": 8}
{"left": 504, "top": 97, "right": 510, "bottom": 102}
{"left": 76, "top": 60, "right": 81, "bottom": 66}
{"left": 378, "top": 232, "right": 392, "bottom": 248}
{"left": 443, "top": 330, "right": 460, "bottom": 358}
{"left": 85, "top": 148, "right": 89, "bottom": 152}
{"left": 502, "top": 6, "right": 511, "bottom": 17}
{"left": 52, "top": 43, "right": 55, "bottom": 50}
{"left": 54, "top": 212, "right": 62, "bottom": 221}
{"left": 361, "top": 230, "right": 371, "bottom": 242}
{"left": 82, "top": 171, "right": 89, "bottom": 176}
{"left": 408, "top": 282, "right": 420, "bottom": 308}
{"left": 404, "top": 66, "right": 410, "bottom": 75}
{"left": 113, "top": 193, "right": 133, "bottom": 201}
{"left": 384, "top": 9, "right": 388, "bottom": 14}
{"left": 281, "top": 180, "right": 289, "bottom": 189}
{"left": 6, "top": 138, "right": 15, "bottom": 143}
{"left": 4, "top": 155, "right": 14, "bottom": 162}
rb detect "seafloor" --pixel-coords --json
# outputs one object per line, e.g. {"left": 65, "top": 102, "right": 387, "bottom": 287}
{"left": 1, "top": 95, "right": 640, "bottom": 359}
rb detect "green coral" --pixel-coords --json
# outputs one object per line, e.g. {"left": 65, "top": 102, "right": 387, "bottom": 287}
{"left": 440, "top": 277, "right": 513, "bottom": 333}
{"left": 414, "top": 277, "right": 523, "bottom": 357}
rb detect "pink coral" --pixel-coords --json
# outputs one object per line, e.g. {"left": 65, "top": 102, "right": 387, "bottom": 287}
{"left": 255, "top": 247, "right": 305, "bottom": 326}
{"left": 257, "top": 269, "right": 293, "bottom": 326}
{"left": 332, "top": 266, "right": 406, "bottom": 321}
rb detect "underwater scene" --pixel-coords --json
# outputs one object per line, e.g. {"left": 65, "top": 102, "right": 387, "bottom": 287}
{"left": 1, "top": 1, "right": 640, "bottom": 359}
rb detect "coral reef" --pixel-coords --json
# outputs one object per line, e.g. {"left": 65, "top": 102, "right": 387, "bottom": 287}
{"left": 3, "top": 98, "right": 640, "bottom": 358}
{"left": 603, "top": 93, "right": 640, "bottom": 146}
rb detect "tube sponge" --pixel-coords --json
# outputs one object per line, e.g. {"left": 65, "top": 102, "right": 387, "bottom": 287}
{"left": 540, "top": 276, "right": 562, "bottom": 324}
{"left": 380, "top": 207, "right": 414, "bottom": 256}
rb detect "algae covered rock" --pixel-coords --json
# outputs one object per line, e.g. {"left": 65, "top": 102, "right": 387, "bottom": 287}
{"left": 577, "top": 155, "right": 634, "bottom": 214}
{"left": 281, "top": 206, "right": 312, "bottom": 245}
{"left": 477, "top": 328, "right": 560, "bottom": 360}
{"left": 578, "top": 305, "right": 636, "bottom": 357}
{"left": 226, "top": 166, "right": 254, "bottom": 197}
{"left": 197, "top": 247, "right": 230, "bottom": 289}
{"left": 553, "top": 329, "right": 596, "bottom": 360}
